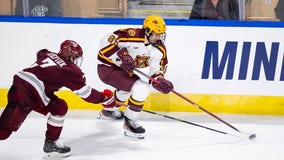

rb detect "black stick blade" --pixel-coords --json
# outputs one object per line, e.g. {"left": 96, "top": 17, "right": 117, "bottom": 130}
{"left": 249, "top": 134, "right": 256, "bottom": 139}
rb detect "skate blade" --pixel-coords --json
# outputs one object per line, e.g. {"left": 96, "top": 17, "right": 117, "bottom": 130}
{"left": 43, "top": 151, "right": 71, "bottom": 159}
{"left": 97, "top": 112, "right": 123, "bottom": 120}
{"left": 124, "top": 130, "right": 145, "bottom": 139}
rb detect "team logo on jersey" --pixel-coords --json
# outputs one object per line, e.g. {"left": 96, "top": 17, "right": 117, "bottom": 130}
{"left": 128, "top": 29, "right": 136, "bottom": 37}
{"left": 134, "top": 55, "right": 150, "bottom": 68}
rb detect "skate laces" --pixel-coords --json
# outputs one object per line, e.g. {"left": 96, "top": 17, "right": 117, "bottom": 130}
{"left": 113, "top": 109, "right": 122, "bottom": 117}
{"left": 54, "top": 138, "right": 65, "bottom": 148}
{"left": 103, "top": 106, "right": 122, "bottom": 116}
{"left": 129, "top": 119, "right": 141, "bottom": 129}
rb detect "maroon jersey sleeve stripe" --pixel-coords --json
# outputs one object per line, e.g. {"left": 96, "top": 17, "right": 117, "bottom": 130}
{"left": 157, "top": 45, "right": 168, "bottom": 66}
{"left": 98, "top": 44, "right": 120, "bottom": 65}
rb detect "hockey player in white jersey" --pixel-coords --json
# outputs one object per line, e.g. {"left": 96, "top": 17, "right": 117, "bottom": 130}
{"left": 97, "top": 14, "right": 174, "bottom": 139}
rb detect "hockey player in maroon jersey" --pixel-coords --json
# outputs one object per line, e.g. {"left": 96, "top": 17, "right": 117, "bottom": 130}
{"left": 0, "top": 40, "right": 115, "bottom": 158}
{"left": 97, "top": 14, "right": 174, "bottom": 139}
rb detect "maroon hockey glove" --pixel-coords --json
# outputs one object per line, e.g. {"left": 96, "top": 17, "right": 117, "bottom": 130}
{"left": 117, "top": 48, "right": 135, "bottom": 73}
{"left": 152, "top": 77, "right": 174, "bottom": 94}
{"left": 101, "top": 89, "right": 116, "bottom": 108}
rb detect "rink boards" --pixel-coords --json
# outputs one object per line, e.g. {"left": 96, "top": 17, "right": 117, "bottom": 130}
{"left": 0, "top": 16, "right": 284, "bottom": 115}
{"left": 1, "top": 89, "right": 284, "bottom": 115}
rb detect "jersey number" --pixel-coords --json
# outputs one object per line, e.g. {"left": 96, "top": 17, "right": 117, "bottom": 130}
{"left": 40, "top": 58, "right": 57, "bottom": 68}
{"left": 107, "top": 35, "right": 119, "bottom": 45}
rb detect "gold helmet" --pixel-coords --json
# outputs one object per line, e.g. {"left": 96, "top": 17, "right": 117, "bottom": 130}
{"left": 143, "top": 14, "right": 166, "bottom": 34}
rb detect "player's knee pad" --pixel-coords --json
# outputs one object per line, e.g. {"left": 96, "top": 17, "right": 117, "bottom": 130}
{"left": 48, "top": 98, "right": 68, "bottom": 116}
{"left": 115, "top": 90, "right": 131, "bottom": 102}
{"left": 131, "top": 80, "right": 150, "bottom": 101}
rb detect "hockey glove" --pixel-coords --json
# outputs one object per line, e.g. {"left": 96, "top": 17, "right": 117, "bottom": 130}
{"left": 101, "top": 89, "right": 116, "bottom": 108}
{"left": 117, "top": 48, "right": 135, "bottom": 73}
{"left": 152, "top": 77, "right": 174, "bottom": 94}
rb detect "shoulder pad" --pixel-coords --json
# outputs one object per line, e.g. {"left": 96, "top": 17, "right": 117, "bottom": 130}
{"left": 37, "top": 49, "right": 51, "bottom": 59}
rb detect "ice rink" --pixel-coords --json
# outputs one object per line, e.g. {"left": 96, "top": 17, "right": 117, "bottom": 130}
{"left": 0, "top": 110, "right": 284, "bottom": 160}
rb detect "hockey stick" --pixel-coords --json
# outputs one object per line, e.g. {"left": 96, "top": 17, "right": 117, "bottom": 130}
{"left": 133, "top": 68, "right": 256, "bottom": 140}
{"left": 142, "top": 109, "right": 244, "bottom": 138}
{"left": 116, "top": 101, "right": 250, "bottom": 139}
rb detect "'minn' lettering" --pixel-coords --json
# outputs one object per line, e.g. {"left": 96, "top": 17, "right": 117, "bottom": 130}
{"left": 201, "top": 41, "right": 281, "bottom": 81}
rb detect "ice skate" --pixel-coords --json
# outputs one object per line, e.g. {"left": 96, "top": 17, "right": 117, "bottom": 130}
{"left": 43, "top": 138, "right": 71, "bottom": 159}
{"left": 98, "top": 108, "right": 124, "bottom": 120}
{"left": 123, "top": 116, "right": 145, "bottom": 139}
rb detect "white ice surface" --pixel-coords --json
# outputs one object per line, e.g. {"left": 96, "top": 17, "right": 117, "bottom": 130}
{"left": 0, "top": 110, "right": 284, "bottom": 160}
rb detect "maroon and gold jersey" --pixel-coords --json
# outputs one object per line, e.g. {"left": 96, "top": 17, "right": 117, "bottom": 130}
{"left": 15, "top": 49, "right": 104, "bottom": 107}
{"left": 98, "top": 28, "right": 168, "bottom": 77}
